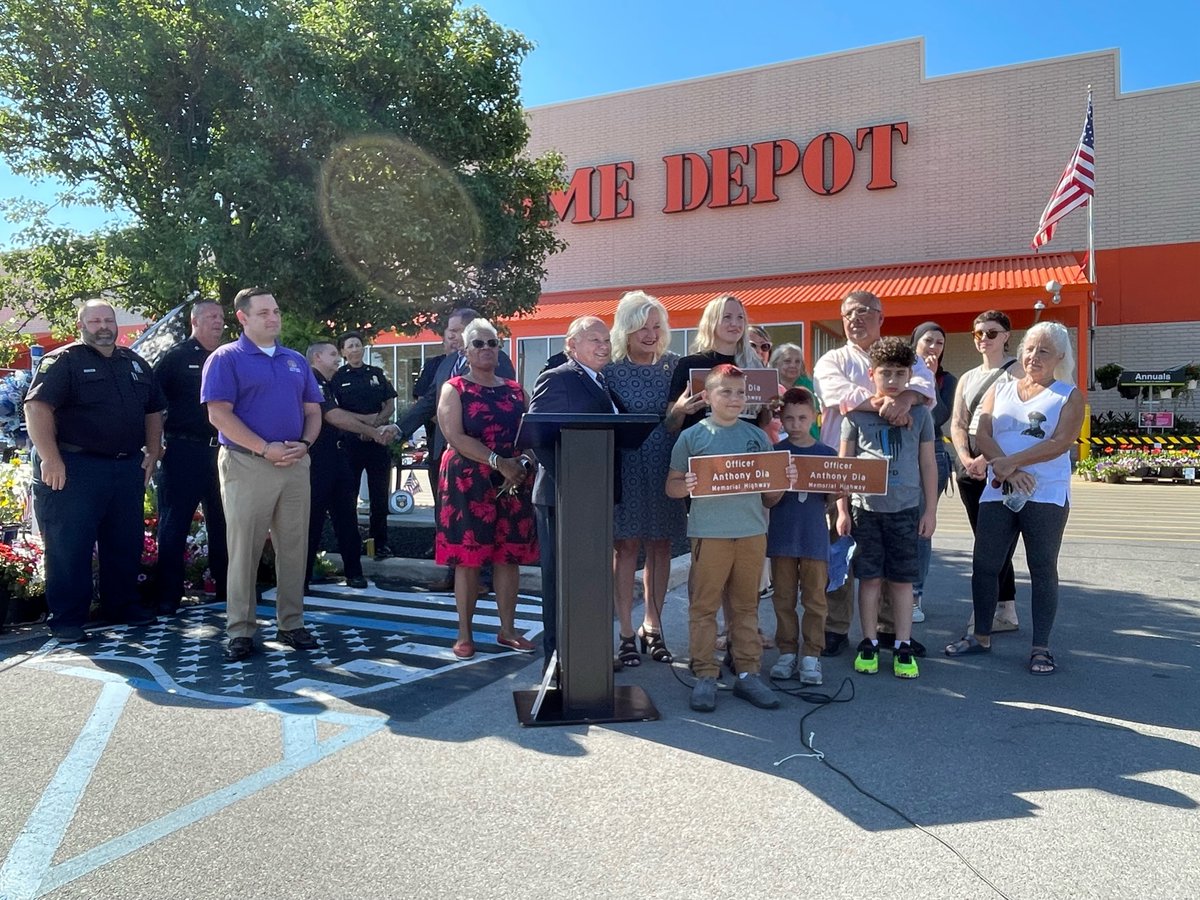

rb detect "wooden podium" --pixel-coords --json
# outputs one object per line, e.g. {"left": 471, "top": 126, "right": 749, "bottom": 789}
{"left": 512, "top": 412, "right": 661, "bottom": 726}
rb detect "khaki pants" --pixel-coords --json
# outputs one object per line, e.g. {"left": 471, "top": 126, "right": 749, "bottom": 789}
{"left": 688, "top": 535, "right": 766, "bottom": 679}
{"left": 218, "top": 449, "right": 312, "bottom": 639}
{"left": 770, "top": 556, "right": 828, "bottom": 658}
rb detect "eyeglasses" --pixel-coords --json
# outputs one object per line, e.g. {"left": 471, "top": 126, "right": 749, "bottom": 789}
{"left": 973, "top": 328, "right": 1004, "bottom": 340}
{"left": 842, "top": 307, "right": 880, "bottom": 321}
{"left": 470, "top": 339, "right": 500, "bottom": 349}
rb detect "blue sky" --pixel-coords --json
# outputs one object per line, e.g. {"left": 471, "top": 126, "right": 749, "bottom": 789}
{"left": 2, "top": 0, "right": 1197, "bottom": 247}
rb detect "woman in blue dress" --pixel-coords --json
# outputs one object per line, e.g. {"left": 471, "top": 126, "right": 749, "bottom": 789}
{"left": 605, "top": 292, "right": 688, "bottom": 666}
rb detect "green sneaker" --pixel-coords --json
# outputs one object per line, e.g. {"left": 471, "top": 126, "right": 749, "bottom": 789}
{"left": 894, "top": 642, "right": 920, "bottom": 679}
{"left": 853, "top": 639, "right": 879, "bottom": 675}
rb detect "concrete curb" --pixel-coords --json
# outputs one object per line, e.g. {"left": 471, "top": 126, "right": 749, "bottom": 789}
{"left": 326, "top": 551, "right": 693, "bottom": 599}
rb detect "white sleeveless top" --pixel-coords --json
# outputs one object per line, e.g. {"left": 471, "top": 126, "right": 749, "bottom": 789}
{"left": 981, "top": 379, "right": 1075, "bottom": 507}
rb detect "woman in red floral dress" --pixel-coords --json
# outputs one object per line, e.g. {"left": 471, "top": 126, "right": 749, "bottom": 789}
{"left": 436, "top": 319, "right": 539, "bottom": 659}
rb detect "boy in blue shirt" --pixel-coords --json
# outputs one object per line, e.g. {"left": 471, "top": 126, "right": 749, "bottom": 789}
{"left": 668, "top": 365, "right": 796, "bottom": 712}
{"left": 767, "top": 388, "right": 837, "bottom": 686}
{"left": 836, "top": 338, "right": 937, "bottom": 679}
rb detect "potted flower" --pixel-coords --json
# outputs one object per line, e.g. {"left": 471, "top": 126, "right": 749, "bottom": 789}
{"left": 1094, "top": 363, "right": 1123, "bottom": 391}
{"left": 0, "top": 539, "right": 47, "bottom": 631}
{"left": 1074, "top": 456, "right": 1098, "bottom": 481}
{"left": 0, "top": 456, "right": 33, "bottom": 540}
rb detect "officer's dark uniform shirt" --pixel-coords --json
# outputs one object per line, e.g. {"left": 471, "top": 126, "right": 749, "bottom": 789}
{"left": 26, "top": 342, "right": 166, "bottom": 456}
{"left": 331, "top": 363, "right": 397, "bottom": 416}
{"left": 154, "top": 337, "right": 218, "bottom": 440}
{"left": 311, "top": 371, "right": 352, "bottom": 468}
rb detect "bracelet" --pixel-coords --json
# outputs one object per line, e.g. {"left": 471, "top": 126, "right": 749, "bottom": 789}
{"left": 258, "top": 442, "right": 271, "bottom": 458}
{"left": 298, "top": 438, "right": 311, "bottom": 447}
{"left": 488, "top": 451, "right": 500, "bottom": 468}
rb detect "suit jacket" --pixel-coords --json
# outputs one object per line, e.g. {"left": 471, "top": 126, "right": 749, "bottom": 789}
{"left": 527, "top": 359, "right": 622, "bottom": 508}
{"left": 398, "top": 348, "right": 514, "bottom": 458}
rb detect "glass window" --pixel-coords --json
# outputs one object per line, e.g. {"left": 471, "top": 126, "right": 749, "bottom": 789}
{"left": 367, "top": 343, "right": 439, "bottom": 416}
{"left": 517, "top": 337, "right": 558, "bottom": 394}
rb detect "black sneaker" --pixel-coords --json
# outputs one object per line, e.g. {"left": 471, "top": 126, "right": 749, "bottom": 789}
{"left": 123, "top": 611, "right": 158, "bottom": 627}
{"left": 345, "top": 575, "right": 369, "bottom": 588}
{"left": 821, "top": 631, "right": 849, "bottom": 657}
{"left": 276, "top": 627, "right": 320, "bottom": 651}
{"left": 223, "top": 637, "right": 255, "bottom": 662}
{"left": 51, "top": 625, "right": 90, "bottom": 644}
{"left": 877, "top": 632, "right": 927, "bottom": 657}
{"left": 374, "top": 545, "right": 394, "bottom": 561}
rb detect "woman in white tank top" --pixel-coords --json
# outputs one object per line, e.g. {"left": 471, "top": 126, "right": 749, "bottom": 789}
{"left": 944, "top": 322, "right": 1085, "bottom": 676}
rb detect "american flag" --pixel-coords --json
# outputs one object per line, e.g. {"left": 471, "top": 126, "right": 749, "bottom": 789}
{"left": 1031, "top": 94, "right": 1095, "bottom": 250}
{"left": 403, "top": 471, "right": 421, "bottom": 495}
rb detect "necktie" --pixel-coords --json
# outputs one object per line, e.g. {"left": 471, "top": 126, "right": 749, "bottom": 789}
{"left": 595, "top": 370, "right": 618, "bottom": 412}
{"left": 452, "top": 353, "right": 468, "bottom": 377}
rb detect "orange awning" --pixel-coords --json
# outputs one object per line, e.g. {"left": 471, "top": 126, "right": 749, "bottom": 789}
{"left": 505, "top": 252, "right": 1091, "bottom": 334}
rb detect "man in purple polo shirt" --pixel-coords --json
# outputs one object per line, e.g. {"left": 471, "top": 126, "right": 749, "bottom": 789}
{"left": 201, "top": 286, "right": 324, "bottom": 662}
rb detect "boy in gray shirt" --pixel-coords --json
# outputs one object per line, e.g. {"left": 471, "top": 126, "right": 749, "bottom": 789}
{"left": 836, "top": 338, "right": 937, "bottom": 679}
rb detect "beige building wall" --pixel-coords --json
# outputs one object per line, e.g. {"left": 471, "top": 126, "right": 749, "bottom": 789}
{"left": 526, "top": 39, "right": 1200, "bottom": 295}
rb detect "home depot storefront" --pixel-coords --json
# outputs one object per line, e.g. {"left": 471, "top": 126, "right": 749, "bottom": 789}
{"left": 376, "top": 38, "right": 1198, "bottom": 409}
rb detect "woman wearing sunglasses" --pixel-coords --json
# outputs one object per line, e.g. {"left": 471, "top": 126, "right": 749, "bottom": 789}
{"left": 949, "top": 310, "right": 1022, "bottom": 633}
{"left": 435, "top": 318, "right": 538, "bottom": 659}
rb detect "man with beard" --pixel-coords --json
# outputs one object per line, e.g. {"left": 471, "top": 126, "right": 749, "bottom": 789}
{"left": 25, "top": 300, "right": 166, "bottom": 643}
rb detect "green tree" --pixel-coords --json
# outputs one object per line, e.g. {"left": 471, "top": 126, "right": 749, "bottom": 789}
{"left": 0, "top": 0, "right": 564, "bottom": 345}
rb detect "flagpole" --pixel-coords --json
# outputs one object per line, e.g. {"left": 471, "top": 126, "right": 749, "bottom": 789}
{"left": 1086, "top": 87, "right": 1096, "bottom": 389}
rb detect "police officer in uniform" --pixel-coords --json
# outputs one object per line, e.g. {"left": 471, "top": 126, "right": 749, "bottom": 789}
{"left": 153, "top": 300, "right": 229, "bottom": 615}
{"left": 333, "top": 331, "right": 397, "bottom": 559}
{"left": 306, "top": 341, "right": 392, "bottom": 590}
{"left": 25, "top": 300, "right": 166, "bottom": 643}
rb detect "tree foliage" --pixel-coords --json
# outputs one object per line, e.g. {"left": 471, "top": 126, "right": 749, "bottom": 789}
{"left": 0, "top": 0, "right": 565, "bottom": 345}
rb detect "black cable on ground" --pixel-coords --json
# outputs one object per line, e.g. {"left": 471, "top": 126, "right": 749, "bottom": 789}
{"left": 774, "top": 675, "right": 1012, "bottom": 900}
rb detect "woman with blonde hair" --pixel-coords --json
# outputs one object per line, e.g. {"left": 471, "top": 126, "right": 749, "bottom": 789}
{"left": 946, "top": 321, "right": 1083, "bottom": 675}
{"left": 668, "top": 294, "right": 767, "bottom": 433}
{"left": 605, "top": 291, "right": 688, "bottom": 665}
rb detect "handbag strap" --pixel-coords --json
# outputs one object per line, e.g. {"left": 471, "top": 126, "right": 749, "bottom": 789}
{"left": 964, "top": 359, "right": 1016, "bottom": 451}
{"left": 965, "top": 359, "right": 1016, "bottom": 422}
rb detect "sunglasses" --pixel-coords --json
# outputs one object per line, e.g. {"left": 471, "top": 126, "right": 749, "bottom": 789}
{"left": 470, "top": 339, "right": 500, "bottom": 349}
{"left": 750, "top": 341, "right": 772, "bottom": 352}
{"left": 973, "top": 328, "right": 1004, "bottom": 340}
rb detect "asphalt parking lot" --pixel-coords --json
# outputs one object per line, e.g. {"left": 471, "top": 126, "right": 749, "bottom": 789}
{"left": 1, "top": 480, "right": 1197, "bottom": 899}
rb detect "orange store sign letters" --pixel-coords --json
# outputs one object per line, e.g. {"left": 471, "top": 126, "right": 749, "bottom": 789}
{"left": 550, "top": 121, "right": 909, "bottom": 224}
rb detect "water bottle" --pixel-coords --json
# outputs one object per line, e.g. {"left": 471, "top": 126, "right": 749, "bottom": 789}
{"left": 998, "top": 478, "right": 1034, "bottom": 512}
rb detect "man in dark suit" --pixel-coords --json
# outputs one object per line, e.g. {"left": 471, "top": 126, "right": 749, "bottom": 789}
{"left": 527, "top": 316, "right": 622, "bottom": 667}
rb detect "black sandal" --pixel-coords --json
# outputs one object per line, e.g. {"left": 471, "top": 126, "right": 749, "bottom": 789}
{"left": 637, "top": 626, "right": 673, "bottom": 663}
{"left": 1029, "top": 648, "right": 1056, "bottom": 675}
{"left": 618, "top": 634, "right": 641, "bottom": 667}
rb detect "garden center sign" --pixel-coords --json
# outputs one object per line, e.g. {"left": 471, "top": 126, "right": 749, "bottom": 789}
{"left": 549, "top": 121, "right": 910, "bottom": 223}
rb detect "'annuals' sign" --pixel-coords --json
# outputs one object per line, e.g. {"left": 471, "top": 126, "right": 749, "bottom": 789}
{"left": 550, "top": 121, "right": 909, "bottom": 224}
